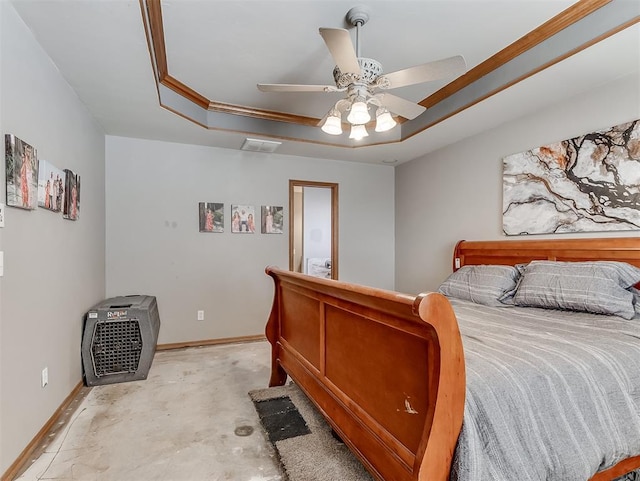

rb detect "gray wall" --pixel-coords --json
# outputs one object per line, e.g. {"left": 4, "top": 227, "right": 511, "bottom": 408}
{"left": 0, "top": 3, "right": 106, "bottom": 473}
{"left": 105, "top": 136, "right": 395, "bottom": 344}
{"left": 395, "top": 72, "right": 640, "bottom": 295}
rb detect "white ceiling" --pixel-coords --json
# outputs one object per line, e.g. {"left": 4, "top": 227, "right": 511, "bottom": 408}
{"left": 10, "top": 0, "right": 640, "bottom": 165}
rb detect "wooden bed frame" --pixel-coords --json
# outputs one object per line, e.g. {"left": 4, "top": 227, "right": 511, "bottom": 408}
{"left": 265, "top": 237, "right": 640, "bottom": 481}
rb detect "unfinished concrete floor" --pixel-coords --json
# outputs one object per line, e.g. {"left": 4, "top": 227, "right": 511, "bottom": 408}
{"left": 16, "top": 341, "right": 284, "bottom": 481}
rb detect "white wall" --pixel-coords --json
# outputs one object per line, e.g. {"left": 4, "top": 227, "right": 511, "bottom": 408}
{"left": 0, "top": 3, "right": 106, "bottom": 474}
{"left": 105, "top": 136, "right": 395, "bottom": 344}
{"left": 303, "top": 186, "right": 332, "bottom": 268}
{"left": 395, "top": 72, "right": 640, "bottom": 295}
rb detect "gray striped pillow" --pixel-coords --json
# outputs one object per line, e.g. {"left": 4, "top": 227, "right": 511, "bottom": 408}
{"left": 513, "top": 261, "right": 640, "bottom": 319}
{"left": 438, "top": 265, "right": 520, "bottom": 307}
{"left": 628, "top": 287, "right": 640, "bottom": 318}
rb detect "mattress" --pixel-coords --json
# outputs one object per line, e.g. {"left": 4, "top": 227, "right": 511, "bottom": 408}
{"left": 448, "top": 298, "right": 640, "bottom": 481}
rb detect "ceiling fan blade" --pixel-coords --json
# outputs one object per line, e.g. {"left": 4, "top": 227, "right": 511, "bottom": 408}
{"left": 257, "top": 83, "right": 335, "bottom": 93}
{"left": 382, "top": 55, "right": 466, "bottom": 89}
{"left": 319, "top": 28, "right": 361, "bottom": 75}
{"left": 378, "top": 93, "right": 426, "bottom": 120}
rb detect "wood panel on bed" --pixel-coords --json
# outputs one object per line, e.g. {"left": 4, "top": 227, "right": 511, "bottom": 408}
{"left": 266, "top": 236, "right": 640, "bottom": 481}
{"left": 265, "top": 267, "right": 465, "bottom": 481}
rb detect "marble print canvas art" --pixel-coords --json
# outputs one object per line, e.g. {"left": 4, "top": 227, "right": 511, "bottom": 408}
{"left": 503, "top": 119, "right": 640, "bottom": 235}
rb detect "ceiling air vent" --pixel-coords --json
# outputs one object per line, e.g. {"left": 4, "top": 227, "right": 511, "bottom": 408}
{"left": 241, "top": 138, "right": 282, "bottom": 153}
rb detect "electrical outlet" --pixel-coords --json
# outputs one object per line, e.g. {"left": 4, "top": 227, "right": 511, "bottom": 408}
{"left": 197, "top": 310, "right": 204, "bottom": 321}
{"left": 41, "top": 367, "right": 48, "bottom": 388}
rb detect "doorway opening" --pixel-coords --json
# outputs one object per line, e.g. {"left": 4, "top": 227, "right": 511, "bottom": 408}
{"left": 289, "top": 180, "right": 339, "bottom": 280}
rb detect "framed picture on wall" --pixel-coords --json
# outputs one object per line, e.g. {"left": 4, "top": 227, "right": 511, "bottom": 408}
{"left": 5, "top": 134, "right": 38, "bottom": 210}
{"left": 63, "top": 169, "right": 80, "bottom": 221}
{"left": 37, "top": 160, "right": 66, "bottom": 212}
{"left": 261, "top": 205, "right": 284, "bottom": 234}
{"left": 199, "top": 202, "right": 224, "bottom": 232}
{"left": 503, "top": 119, "right": 640, "bottom": 235}
{"left": 231, "top": 204, "right": 255, "bottom": 233}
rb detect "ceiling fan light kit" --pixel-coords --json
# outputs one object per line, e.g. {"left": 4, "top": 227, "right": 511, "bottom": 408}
{"left": 257, "top": 5, "right": 466, "bottom": 141}
{"left": 346, "top": 98, "right": 371, "bottom": 125}
{"left": 320, "top": 97, "right": 396, "bottom": 136}
{"left": 321, "top": 110, "right": 344, "bottom": 135}
{"left": 349, "top": 124, "right": 369, "bottom": 141}
{"left": 374, "top": 107, "right": 397, "bottom": 133}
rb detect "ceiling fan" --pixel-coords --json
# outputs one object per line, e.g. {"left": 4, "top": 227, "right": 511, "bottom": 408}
{"left": 257, "top": 5, "right": 466, "bottom": 140}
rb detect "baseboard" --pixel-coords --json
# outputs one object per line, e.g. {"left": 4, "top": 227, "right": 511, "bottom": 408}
{"left": 156, "top": 334, "right": 266, "bottom": 351}
{"left": 1, "top": 381, "right": 85, "bottom": 481}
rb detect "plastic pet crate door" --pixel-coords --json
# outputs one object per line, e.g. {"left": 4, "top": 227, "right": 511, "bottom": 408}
{"left": 91, "top": 317, "right": 142, "bottom": 376}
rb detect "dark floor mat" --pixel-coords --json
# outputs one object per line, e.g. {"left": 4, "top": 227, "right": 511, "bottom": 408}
{"left": 253, "top": 395, "right": 311, "bottom": 442}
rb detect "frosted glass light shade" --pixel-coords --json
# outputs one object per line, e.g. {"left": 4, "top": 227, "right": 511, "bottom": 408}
{"left": 347, "top": 101, "right": 371, "bottom": 125}
{"left": 375, "top": 110, "right": 397, "bottom": 132}
{"left": 349, "top": 124, "right": 369, "bottom": 140}
{"left": 321, "top": 114, "right": 343, "bottom": 135}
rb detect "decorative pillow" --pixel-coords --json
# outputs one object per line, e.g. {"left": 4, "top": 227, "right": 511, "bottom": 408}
{"left": 514, "top": 263, "right": 529, "bottom": 275}
{"left": 499, "top": 262, "right": 530, "bottom": 305}
{"left": 628, "top": 287, "right": 640, "bottom": 317}
{"left": 438, "top": 265, "right": 521, "bottom": 307}
{"left": 512, "top": 261, "right": 640, "bottom": 319}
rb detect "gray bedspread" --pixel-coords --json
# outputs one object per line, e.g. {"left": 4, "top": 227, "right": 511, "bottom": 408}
{"left": 448, "top": 298, "right": 640, "bottom": 481}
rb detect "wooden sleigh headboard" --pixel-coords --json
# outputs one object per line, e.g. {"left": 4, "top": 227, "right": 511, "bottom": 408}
{"left": 454, "top": 237, "right": 640, "bottom": 270}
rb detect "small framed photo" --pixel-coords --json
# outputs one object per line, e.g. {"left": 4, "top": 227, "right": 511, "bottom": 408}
{"left": 261, "top": 205, "right": 284, "bottom": 234}
{"left": 5, "top": 134, "right": 38, "bottom": 210}
{"left": 199, "top": 202, "right": 224, "bottom": 232}
{"left": 38, "top": 160, "right": 66, "bottom": 212}
{"left": 231, "top": 204, "right": 255, "bottom": 233}
{"left": 63, "top": 169, "right": 80, "bottom": 221}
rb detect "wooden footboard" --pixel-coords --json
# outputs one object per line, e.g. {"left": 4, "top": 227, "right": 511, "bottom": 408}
{"left": 265, "top": 267, "right": 465, "bottom": 481}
